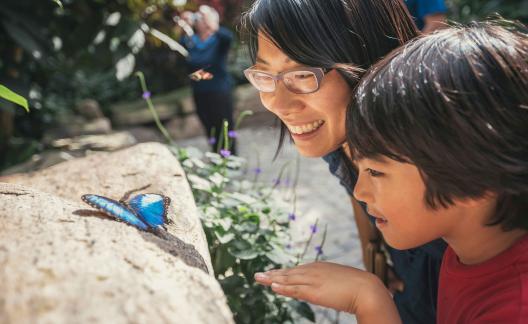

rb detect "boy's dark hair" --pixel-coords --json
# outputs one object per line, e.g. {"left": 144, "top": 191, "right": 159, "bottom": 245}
{"left": 347, "top": 21, "right": 528, "bottom": 230}
{"left": 241, "top": 0, "right": 419, "bottom": 157}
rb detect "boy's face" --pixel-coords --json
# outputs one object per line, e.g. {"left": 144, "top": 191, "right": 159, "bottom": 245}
{"left": 353, "top": 156, "right": 460, "bottom": 250}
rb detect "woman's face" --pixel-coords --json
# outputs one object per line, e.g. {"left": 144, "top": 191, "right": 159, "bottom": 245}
{"left": 255, "top": 33, "right": 351, "bottom": 157}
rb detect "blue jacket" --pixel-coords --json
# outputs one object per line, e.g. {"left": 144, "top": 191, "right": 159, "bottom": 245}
{"left": 404, "top": 0, "right": 448, "bottom": 30}
{"left": 180, "top": 26, "right": 234, "bottom": 93}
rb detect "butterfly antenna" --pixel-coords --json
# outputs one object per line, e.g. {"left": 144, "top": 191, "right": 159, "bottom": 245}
{"left": 119, "top": 184, "right": 152, "bottom": 203}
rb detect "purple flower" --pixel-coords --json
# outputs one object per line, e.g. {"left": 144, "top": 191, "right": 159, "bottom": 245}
{"left": 310, "top": 224, "right": 318, "bottom": 234}
{"left": 285, "top": 243, "right": 292, "bottom": 250}
{"left": 220, "top": 149, "right": 231, "bottom": 158}
{"left": 208, "top": 137, "right": 217, "bottom": 145}
{"left": 228, "top": 130, "right": 238, "bottom": 138}
{"left": 142, "top": 91, "right": 151, "bottom": 100}
{"left": 283, "top": 178, "right": 291, "bottom": 187}
{"left": 272, "top": 178, "right": 281, "bottom": 186}
{"left": 315, "top": 245, "right": 323, "bottom": 255}
{"left": 252, "top": 167, "right": 262, "bottom": 175}
{"left": 288, "top": 213, "right": 296, "bottom": 221}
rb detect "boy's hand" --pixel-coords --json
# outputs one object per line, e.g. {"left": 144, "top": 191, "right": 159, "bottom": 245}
{"left": 254, "top": 261, "right": 398, "bottom": 319}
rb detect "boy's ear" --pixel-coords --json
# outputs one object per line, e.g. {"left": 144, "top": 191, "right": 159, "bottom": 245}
{"left": 454, "top": 191, "right": 498, "bottom": 208}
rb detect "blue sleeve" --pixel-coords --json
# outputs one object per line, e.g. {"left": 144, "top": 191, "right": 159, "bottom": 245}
{"left": 416, "top": 0, "right": 447, "bottom": 19}
{"left": 179, "top": 35, "right": 192, "bottom": 50}
{"left": 216, "top": 27, "right": 233, "bottom": 56}
{"left": 322, "top": 150, "right": 356, "bottom": 196}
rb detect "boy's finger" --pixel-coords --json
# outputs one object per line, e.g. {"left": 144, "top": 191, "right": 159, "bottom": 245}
{"left": 269, "top": 267, "right": 307, "bottom": 276}
{"left": 271, "top": 283, "right": 311, "bottom": 300}
{"left": 267, "top": 273, "right": 311, "bottom": 286}
{"left": 254, "top": 272, "right": 273, "bottom": 285}
{"left": 255, "top": 267, "right": 308, "bottom": 284}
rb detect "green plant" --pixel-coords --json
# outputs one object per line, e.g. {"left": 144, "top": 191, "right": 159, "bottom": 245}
{"left": 0, "top": 84, "right": 28, "bottom": 112}
{"left": 179, "top": 148, "right": 316, "bottom": 323}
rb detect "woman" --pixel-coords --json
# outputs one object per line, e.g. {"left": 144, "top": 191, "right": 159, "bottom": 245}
{"left": 179, "top": 5, "right": 236, "bottom": 154}
{"left": 242, "top": 0, "right": 447, "bottom": 323}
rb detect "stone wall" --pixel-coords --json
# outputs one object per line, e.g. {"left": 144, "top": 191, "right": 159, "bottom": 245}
{"left": 0, "top": 143, "right": 234, "bottom": 324}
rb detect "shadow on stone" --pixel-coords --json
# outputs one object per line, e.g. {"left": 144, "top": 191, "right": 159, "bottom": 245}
{"left": 143, "top": 230, "right": 209, "bottom": 274}
{"left": 73, "top": 209, "right": 113, "bottom": 220}
{"left": 73, "top": 208, "right": 209, "bottom": 274}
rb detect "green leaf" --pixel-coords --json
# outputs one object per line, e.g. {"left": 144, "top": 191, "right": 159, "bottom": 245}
{"left": 219, "top": 275, "right": 245, "bottom": 293}
{"left": 228, "top": 239, "right": 260, "bottom": 260}
{"left": 213, "top": 246, "right": 236, "bottom": 275}
{"left": 51, "top": 0, "right": 63, "bottom": 9}
{"left": 0, "top": 85, "right": 29, "bottom": 112}
{"left": 236, "top": 221, "right": 259, "bottom": 234}
{"left": 288, "top": 300, "right": 315, "bottom": 322}
{"left": 229, "top": 192, "right": 257, "bottom": 204}
{"left": 187, "top": 174, "right": 212, "bottom": 192}
{"left": 266, "top": 248, "right": 294, "bottom": 265}
{"left": 214, "top": 229, "right": 235, "bottom": 244}
{"left": 210, "top": 172, "right": 226, "bottom": 187}
{"left": 228, "top": 248, "right": 259, "bottom": 260}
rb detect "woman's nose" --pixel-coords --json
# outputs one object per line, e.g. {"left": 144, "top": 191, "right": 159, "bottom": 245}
{"left": 260, "top": 82, "right": 303, "bottom": 117}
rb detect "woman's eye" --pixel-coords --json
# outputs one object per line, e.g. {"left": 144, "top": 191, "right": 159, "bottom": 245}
{"left": 366, "top": 168, "right": 384, "bottom": 177}
{"left": 295, "top": 73, "right": 312, "bottom": 79}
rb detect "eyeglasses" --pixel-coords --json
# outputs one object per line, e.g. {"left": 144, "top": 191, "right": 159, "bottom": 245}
{"left": 243, "top": 66, "right": 330, "bottom": 94}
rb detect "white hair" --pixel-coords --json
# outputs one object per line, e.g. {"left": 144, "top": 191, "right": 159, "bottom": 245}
{"left": 199, "top": 5, "right": 219, "bottom": 31}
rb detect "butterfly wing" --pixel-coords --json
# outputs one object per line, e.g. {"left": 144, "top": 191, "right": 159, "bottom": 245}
{"left": 82, "top": 194, "right": 149, "bottom": 231}
{"left": 128, "top": 194, "right": 170, "bottom": 228}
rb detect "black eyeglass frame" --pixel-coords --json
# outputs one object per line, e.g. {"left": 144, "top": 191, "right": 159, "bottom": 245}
{"left": 243, "top": 66, "right": 331, "bottom": 94}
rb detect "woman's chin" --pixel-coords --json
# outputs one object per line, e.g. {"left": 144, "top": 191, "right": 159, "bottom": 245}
{"left": 294, "top": 140, "right": 343, "bottom": 158}
{"left": 294, "top": 145, "right": 331, "bottom": 158}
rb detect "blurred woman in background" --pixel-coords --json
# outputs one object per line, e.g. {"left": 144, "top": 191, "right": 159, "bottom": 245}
{"left": 178, "top": 5, "right": 236, "bottom": 154}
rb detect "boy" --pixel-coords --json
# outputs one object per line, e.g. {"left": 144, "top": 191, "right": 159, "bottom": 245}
{"left": 255, "top": 22, "right": 528, "bottom": 323}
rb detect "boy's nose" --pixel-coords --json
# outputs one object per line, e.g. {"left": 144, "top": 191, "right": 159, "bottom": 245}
{"left": 353, "top": 172, "right": 372, "bottom": 205}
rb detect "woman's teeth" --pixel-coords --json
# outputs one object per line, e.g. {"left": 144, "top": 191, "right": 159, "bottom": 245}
{"left": 288, "top": 120, "right": 324, "bottom": 135}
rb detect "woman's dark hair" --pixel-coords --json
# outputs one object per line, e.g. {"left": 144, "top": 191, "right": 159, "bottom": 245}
{"left": 241, "top": 0, "right": 419, "bottom": 157}
{"left": 347, "top": 21, "right": 528, "bottom": 230}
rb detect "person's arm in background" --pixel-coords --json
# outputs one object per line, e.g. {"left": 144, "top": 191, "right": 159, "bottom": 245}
{"left": 215, "top": 26, "right": 233, "bottom": 58}
{"left": 422, "top": 13, "right": 447, "bottom": 33}
{"left": 176, "top": 11, "right": 195, "bottom": 39}
{"left": 418, "top": 0, "right": 447, "bottom": 33}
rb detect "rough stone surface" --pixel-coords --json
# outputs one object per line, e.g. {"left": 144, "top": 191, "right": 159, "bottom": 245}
{"left": 0, "top": 143, "right": 233, "bottom": 324}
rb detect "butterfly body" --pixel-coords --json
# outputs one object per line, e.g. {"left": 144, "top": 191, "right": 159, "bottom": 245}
{"left": 82, "top": 193, "right": 171, "bottom": 231}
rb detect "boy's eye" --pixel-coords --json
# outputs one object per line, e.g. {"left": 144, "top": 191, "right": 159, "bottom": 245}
{"left": 366, "top": 168, "right": 384, "bottom": 177}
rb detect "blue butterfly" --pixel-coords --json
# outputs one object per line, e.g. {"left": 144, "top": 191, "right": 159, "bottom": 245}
{"left": 82, "top": 192, "right": 171, "bottom": 231}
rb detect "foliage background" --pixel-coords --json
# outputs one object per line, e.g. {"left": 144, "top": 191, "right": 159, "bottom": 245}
{"left": 0, "top": 0, "right": 249, "bottom": 170}
{"left": 447, "top": 0, "right": 528, "bottom": 23}
{"left": 1, "top": 0, "right": 527, "bottom": 171}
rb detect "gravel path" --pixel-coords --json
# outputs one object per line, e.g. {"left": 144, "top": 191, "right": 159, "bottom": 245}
{"left": 177, "top": 126, "right": 361, "bottom": 324}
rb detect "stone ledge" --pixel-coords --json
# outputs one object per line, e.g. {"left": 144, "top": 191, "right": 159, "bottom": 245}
{"left": 0, "top": 143, "right": 233, "bottom": 324}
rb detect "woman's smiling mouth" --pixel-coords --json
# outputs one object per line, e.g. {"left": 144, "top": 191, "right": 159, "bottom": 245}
{"left": 287, "top": 120, "right": 325, "bottom": 135}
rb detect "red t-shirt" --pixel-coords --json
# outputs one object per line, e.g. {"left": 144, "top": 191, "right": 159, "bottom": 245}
{"left": 438, "top": 235, "right": 528, "bottom": 323}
